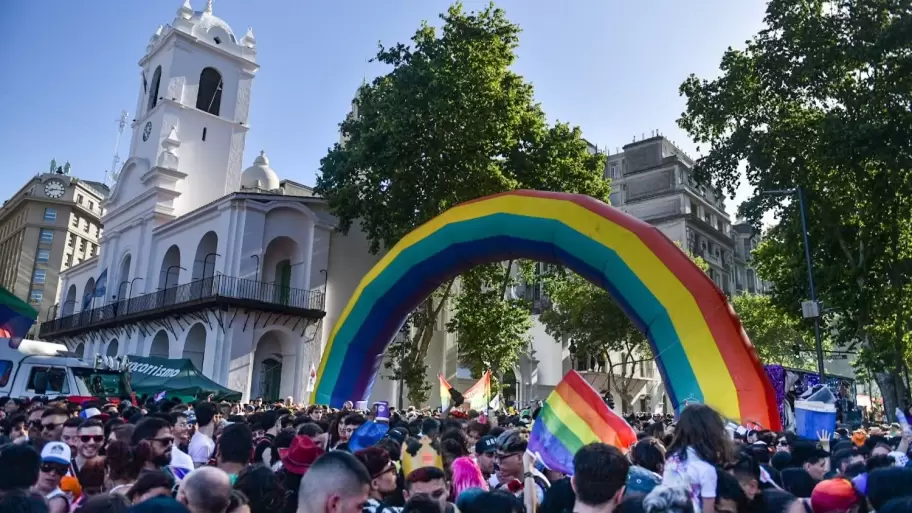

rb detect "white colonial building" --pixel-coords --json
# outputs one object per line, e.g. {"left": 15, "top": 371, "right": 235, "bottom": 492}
{"left": 41, "top": 1, "right": 379, "bottom": 403}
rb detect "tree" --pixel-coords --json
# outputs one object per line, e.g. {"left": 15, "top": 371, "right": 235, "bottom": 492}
{"left": 730, "top": 293, "right": 818, "bottom": 370}
{"left": 540, "top": 245, "right": 708, "bottom": 411}
{"left": 316, "top": 3, "right": 610, "bottom": 405}
{"left": 677, "top": 0, "right": 912, "bottom": 416}
{"left": 446, "top": 261, "right": 534, "bottom": 390}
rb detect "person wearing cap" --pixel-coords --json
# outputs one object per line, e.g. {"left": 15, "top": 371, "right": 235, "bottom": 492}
{"left": 810, "top": 478, "right": 860, "bottom": 513}
{"left": 474, "top": 435, "right": 497, "bottom": 480}
{"left": 354, "top": 447, "right": 399, "bottom": 513}
{"left": 281, "top": 435, "right": 325, "bottom": 476}
{"left": 31, "top": 441, "right": 72, "bottom": 513}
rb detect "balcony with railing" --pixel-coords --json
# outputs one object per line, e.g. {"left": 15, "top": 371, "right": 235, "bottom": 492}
{"left": 40, "top": 274, "right": 325, "bottom": 339}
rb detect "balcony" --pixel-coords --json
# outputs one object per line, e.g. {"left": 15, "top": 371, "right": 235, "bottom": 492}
{"left": 40, "top": 274, "right": 325, "bottom": 339}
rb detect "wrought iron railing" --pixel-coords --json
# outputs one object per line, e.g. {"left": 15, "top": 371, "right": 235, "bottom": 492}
{"left": 40, "top": 275, "right": 324, "bottom": 336}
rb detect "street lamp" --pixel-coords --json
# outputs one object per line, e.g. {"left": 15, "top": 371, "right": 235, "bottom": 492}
{"left": 250, "top": 254, "right": 260, "bottom": 281}
{"left": 164, "top": 265, "right": 186, "bottom": 289}
{"left": 761, "top": 186, "right": 825, "bottom": 377}
{"left": 202, "top": 253, "right": 221, "bottom": 280}
{"left": 128, "top": 277, "right": 143, "bottom": 299}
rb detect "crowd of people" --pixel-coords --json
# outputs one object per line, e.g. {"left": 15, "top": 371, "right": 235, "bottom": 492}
{"left": 2, "top": 393, "right": 912, "bottom": 513}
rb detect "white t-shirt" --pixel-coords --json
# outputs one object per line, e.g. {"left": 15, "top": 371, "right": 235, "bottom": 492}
{"left": 662, "top": 447, "right": 717, "bottom": 513}
{"left": 187, "top": 431, "right": 215, "bottom": 466}
{"left": 171, "top": 446, "right": 195, "bottom": 471}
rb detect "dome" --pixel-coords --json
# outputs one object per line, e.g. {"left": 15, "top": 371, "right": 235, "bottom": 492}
{"left": 190, "top": 10, "right": 236, "bottom": 43}
{"left": 241, "top": 151, "right": 280, "bottom": 191}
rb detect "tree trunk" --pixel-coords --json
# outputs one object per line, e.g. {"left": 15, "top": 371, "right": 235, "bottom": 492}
{"left": 874, "top": 369, "right": 907, "bottom": 422}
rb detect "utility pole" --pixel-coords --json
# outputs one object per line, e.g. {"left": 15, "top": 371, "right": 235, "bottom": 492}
{"left": 105, "top": 110, "right": 128, "bottom": 186}
{"left": 763, "top": 186, "right": 825, "bottom": 377}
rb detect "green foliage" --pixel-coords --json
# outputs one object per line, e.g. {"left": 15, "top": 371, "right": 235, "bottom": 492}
{"left": 730, "top": 293, "right": 818, "bottom": 370}
{"left": 677, "top": 0, "right": 912, "bottom": 414}
{"left": 316, "top": 3, "right": 610, "bottom": 405}
{"left": 446, "top": 261, "right": 534, "bottom": 388}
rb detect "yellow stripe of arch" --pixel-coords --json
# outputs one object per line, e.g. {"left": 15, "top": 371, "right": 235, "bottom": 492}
{"left": 315, "top": 195, "right": 739, "bottom": 417}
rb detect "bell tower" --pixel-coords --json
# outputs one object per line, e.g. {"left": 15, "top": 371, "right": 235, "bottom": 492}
{"left": 106, "top": 0, "right": 259, "bottom": 224}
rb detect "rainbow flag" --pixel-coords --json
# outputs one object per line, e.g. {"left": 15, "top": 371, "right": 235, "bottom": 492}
{"left": 528, "top": 370, "right": 637, "bottom": 474}
{"left": 464, "top": 370, "right": 492, "bottom": 410}
{"left": 439, "top": 373, "right": 454, "bottom": 408}
{"left": 0, "top": 286, "right": 38, "bottom": 349}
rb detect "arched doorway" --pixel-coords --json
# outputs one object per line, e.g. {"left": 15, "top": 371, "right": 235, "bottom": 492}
{"left": 252, "top": 330, "right": 295, "bottom": 402}
{"left": 263, "top": 236, "right": 300, "bottom": 305}
{"left": 191, "top": 232, "right": 219, "bottom": 300}
{"left": 107, "top": 339, "right": 119, "bottom": 357}
{"left": 182, "top": 323, "right": 206, "bottom": 372}
{"left": 310, "top": 190, "right": 780, "bottom": 430}
{"left": 158, "top": 245, "right": 181, "bottom": 305}
{"left": 82, "top": 277, "right": 96, "bottom": 311}
{"left": 149, "top": 330, "right": 170, "bottom": 358}
{"left": 62, "top": 285, "right": 77, "bottom": 316}
{"left": 117, "top": 254, "right": 132, "bottom": 300}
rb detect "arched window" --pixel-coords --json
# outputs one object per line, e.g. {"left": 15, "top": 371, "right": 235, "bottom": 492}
{"left": 196, "top": 67, "right": 223, "bottom": 116}
{"left": 148, "top": 66, "right": 162, "bottom": 112}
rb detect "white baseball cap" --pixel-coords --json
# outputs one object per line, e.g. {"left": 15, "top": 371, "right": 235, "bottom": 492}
{"left": 40, "top": 441, "right": 71, "bottom": 466}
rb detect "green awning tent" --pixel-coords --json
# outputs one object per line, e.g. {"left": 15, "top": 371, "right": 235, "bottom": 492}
{"left": 128, "top": 356, "right": 241, "bottom": 401}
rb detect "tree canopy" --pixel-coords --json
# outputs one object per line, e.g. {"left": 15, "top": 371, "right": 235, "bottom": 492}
{"left": 316, "top": 3, "right": 609, "bottom": 405}
{"left": 677, "top": 0, "right": 912, "bottom": 413}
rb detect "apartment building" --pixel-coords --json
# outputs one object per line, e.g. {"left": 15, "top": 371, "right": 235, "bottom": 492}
{"left": 732, "top": 221, "right": 771, "bottom": 295}
{"left": 605, "top": 135, "right": 736, "bottom": 295}
{"left": 0, "top": 165, "right": 108, "bottom": 331}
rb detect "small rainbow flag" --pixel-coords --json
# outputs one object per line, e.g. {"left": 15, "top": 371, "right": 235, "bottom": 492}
{"left": 528, "top": 370, "right": 637, "bottom": 474}
{"left": 439, "top": 373, "right": 453, "bottom": 408}
{"left": 0, "top": 286, "right": 38, "bottom": 349}
{"left": 464, "top": 370, "right": 492, "bottom": 411}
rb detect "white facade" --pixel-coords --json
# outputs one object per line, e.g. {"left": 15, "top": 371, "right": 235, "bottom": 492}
{"left": 47, "top": 2, "right": 380, "bottom": 403}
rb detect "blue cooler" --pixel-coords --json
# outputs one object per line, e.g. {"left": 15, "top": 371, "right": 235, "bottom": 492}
{"left": 794, "top": 400, "right": 837, "bottom": 439}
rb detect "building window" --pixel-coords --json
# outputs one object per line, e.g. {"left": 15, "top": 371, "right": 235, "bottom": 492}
{"left": 65, "top": 254, "right": 72, "bottom": 268}
{"left": 88, "top": 201, "right": 94, "bottom": 211}
{"left": 76, "top": 194, "right": 84, "bottom": 204}
{"left": 196, "top": 67, "right": 223, "bottom": 116}
{"left": 79, "top": 239, "right": 86, "bottom": 252}
{"left": 43, "top": 208, "right": 57, "bottom": 221}
{"left": 37, "top": 249, "right": 50, "bottom": 263}
{"left": 0, "top": 360, "right": 11, "bottom": 387}
{"left": 83, "top": 220, "right": 89, "bottom": 232}
{"left": 39, "top": 229, "right": 53, "bottom": 243}
{"left": 29, "top": 290, "right": 43, "bottom": 304}
{"left": 72, "top": 215, "right": 79, "bottom": 227}
{"left": 32, "top": 269, "right": 46, "bottom": 284}
{"left": 67, "top": 234, "right": 75, "bottom": 248}
{"left": 148, "top": 66, "right": 162, "bottom": 111}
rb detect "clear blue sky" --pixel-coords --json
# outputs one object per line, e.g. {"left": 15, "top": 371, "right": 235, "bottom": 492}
{"left": 1, "top": 0, "right": 767, "bottom": 216}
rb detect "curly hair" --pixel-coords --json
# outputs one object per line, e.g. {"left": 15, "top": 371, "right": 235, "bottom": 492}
{"left": 642, "top": 485, "right": 694, "bottom": 513}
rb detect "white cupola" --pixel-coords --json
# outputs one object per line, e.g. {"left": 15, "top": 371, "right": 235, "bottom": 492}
{"left": 240, "top": 151, "right": 280, "bottom": 191}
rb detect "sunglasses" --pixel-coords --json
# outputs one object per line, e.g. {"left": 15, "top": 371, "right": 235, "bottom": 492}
{"left": 778, "top": 440, "right": 788, "bottom": 446}
{"left": 29, "top": 420, "right": 43, "bottom": 428}
{"left": 80, "top": 435, "right": 105, "bottom": 443}
{"left": 151, "top": 436, "right": 174, "bottom": 446}
{"left": 41, "top": 463, "right": 69, "bottom": 475}
{"left": 41, "top": 422, "right": 62, "bottom": 431}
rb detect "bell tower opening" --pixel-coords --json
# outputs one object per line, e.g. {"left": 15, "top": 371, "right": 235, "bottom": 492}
{"left": 196, "top": 67, "right": 223, "bottom": 116}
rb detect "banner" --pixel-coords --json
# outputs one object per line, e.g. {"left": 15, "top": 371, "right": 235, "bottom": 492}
{"left": 306, "top": 363, "right": 317, "bottom": 392}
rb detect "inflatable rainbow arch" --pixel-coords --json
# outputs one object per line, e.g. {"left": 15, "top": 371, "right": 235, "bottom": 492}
{"left": 311, "top": 190, "right": 780, "bottom": 429}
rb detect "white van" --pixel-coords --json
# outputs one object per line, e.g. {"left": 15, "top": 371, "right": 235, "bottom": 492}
{"left": 0, "top": 339, "right": 130, "bottom": 400}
